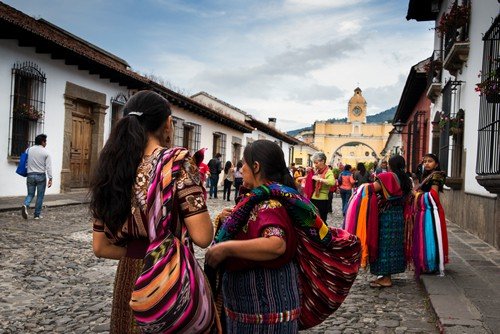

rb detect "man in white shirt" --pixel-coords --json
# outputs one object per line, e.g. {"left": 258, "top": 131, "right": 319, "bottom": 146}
{"left": 21, "top": 134, "right": 52, "bottom": 220}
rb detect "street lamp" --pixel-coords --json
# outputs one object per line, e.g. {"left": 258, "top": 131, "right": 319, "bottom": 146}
{"left": 393, "top": 120, "right": 406, "bottom": 134}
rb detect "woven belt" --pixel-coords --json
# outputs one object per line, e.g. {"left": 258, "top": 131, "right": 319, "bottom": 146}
{"left": 224, "top": 307, "right": 301, "bottom": 324}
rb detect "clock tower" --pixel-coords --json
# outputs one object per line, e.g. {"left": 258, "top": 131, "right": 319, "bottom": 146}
{"left": 348, "top": 87, "right": 367, "bottom": 123}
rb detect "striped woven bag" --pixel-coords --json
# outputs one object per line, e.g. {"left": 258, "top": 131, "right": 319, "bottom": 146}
{"left": 129, "top": 147, "right": 219, "bottom": 334}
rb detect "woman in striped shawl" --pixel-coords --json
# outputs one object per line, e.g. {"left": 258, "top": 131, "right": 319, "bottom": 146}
{"left": 89, "top": 90, "right": 216, "bottom": 333}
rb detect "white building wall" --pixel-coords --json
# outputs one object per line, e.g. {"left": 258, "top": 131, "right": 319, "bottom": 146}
{"left": 0, "top": 39, "right": 129, "bottom": 196}
{"left": 170, "top": 105, "right": 244, "bottom": 165}
{"left": 429, "top": 0, "right": 499, "bottom": 197}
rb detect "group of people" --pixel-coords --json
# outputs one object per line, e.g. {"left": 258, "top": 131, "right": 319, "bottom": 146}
{"left": 86, "top": 90, "right": 447, "bottom": 333}
{"left": 206, "top": 154, "right": 244, "bottom": 202}
{"left": 344, "top": 154, "right": 447, "bottom": 288}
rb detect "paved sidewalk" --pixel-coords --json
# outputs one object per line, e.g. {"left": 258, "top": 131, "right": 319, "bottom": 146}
{"left": 0, "top": 190, "right": 90, "bottom": 212}
{"left": 0, "top": 191, "right": 498, "bottom": 333}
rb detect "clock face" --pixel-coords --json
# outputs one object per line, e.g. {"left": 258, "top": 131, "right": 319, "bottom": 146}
{"left": 353, "top": 106, "right": 362, "bottom": 116}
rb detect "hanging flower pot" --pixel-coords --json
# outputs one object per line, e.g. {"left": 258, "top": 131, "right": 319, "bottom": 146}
{"left": 449, "top": 126, "right": 463, "bottom": 137}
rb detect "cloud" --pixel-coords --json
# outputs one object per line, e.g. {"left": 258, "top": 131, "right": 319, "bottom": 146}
{"left": 289, "top": 84, "right": 344, "bottom": 102}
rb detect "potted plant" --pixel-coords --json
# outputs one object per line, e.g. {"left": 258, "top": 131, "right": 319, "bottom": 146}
{"left": 14, "top": 103, "right": 43, "bottom": 121}
{"left": 476, "top": 63, "right": 500, "bottom": 103}
{"left": 424, "top": 59, "right": 443, "bottom": 78}
{"left": 435, "top": 3, "right": 470, "bottom": 37}
{"left": 438, "top": 110, "right": 464, "bottom": 137}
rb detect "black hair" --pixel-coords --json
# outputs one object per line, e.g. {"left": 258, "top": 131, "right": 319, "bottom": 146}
{"left": 243, "top": 139, "right": 296, "bottom": 190}
{"left": 89, "top": 90, "right": 171, "bottom": 233}
{"left": 344, "top": 164, "right": 352, "bottom": 171}
{"left": 421, "top": 153, "right": 444, "bottom": 191}
{"left": 224, "top": 160, "right": 232, "bottom": 174}
{"left": 388, "top": 155, "right": 412, "bottom": 196}
{"left": 236, "top": 160, "right": 243, "bottom": 170}
{"left": 357, "top": 162, "right": 366, "bottom": 176}
{"left": 35, "top": 134, "right": 47, "bottom": 145}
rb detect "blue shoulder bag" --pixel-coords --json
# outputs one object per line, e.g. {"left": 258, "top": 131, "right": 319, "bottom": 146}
{"left": 16, "top": 148, "right": 29, "bottom": 177}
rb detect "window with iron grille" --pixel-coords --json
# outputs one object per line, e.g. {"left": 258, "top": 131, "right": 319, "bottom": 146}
{"left": 213, "top": 132, "right": 226, "bottom": 162}
{"left": 172, "top": 116, "right": 184, "bottom": 148}
{"left": 110, "top": 93, "right": 127, "bottom": 129}
{"left": 439, "top": 80, "right": 464, "bottom": 178}
{"left": 476, "top": 15, "right": 500, "bottom": 175}
{"left": 9, "top": 62, "right": 46, "bottom": 157}
{"left": 183, "top": 122, "right": 200, "bottom": 153}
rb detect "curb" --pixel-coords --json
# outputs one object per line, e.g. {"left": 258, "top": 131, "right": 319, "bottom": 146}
{"left": 421, "top": 275, "right": 488, "bottom": 333}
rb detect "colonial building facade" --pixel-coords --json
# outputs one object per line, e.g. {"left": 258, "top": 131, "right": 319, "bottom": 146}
{"left": 295, "top": 88, "right": 393, "bottom": 166}
{"left": 405, "top": 0, "right": 500, "bottom": 249}
{"left": 0, "top": 2, "right": 255, "bottom": 197}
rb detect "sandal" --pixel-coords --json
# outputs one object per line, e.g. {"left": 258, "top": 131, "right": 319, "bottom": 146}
{"left": 369, "top": 280, "right": 392, "bottom": 288}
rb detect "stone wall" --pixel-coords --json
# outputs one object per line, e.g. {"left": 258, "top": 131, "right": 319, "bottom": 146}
{"left": 441, "top": 189, "right": 500, "bottom": 249}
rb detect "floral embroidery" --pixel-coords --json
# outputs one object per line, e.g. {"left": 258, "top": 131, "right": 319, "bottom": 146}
{"left": 262, "top": 226, "right": 286, "bottom": 239}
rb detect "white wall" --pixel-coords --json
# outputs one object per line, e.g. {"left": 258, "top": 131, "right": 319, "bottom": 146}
{"left": 0, "top": 39, "right": 129, "bottom": 196}
{"left": 429, "top": 0, "right": 499, "bottom": 197}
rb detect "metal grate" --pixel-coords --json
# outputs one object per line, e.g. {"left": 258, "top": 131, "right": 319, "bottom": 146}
{"left": 183, "top": 122, "right": 200, "bottom": 153}
{"left": 443, "top": 0, "right": 470, "bottom": 59}
{"left": 213, "top": 132, "right": 226, "bottom": 162}
{"left": 439, "top": 80, "right": 463, "bottom": 175}
{"left": 476, "top": 15, "right": 500, "bottom": 175}
{"left": 172, "top": 116, "right": 185, "bottom": 148}
{"left": 9, "top": 61, "right": 46, "bottom": 157}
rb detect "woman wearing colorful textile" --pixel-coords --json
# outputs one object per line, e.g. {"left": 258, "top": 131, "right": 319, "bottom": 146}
{"left": 344, "top": 155, "right": 412, "bottom": 288}
{"left": 369, "top": 155, "right": 412, "bottom": 287}
{"left": 205, "top": 140, "right": 361, "bottom": 333}
{"left": 89, "top": 91, "right": 216, "bottom": 333}
{"left": 309, "top": 152, "right": 335, "bottom": 223}
{"left": 412, "top": 153, "right": 448, "bottom": 277}
{"left": 205, "top": 140, "right": 301, "bottom": 333}
{"left": 223, "top": 160, "right": 235, "bottom": 201}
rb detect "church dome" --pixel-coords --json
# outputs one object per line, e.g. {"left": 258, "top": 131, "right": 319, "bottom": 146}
{"left": 349, "top": 87, "right": 366, "bottom": 104}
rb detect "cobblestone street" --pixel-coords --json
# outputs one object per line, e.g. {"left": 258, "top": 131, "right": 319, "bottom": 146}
{"left": 0, "top": 197, "right": 438, "bottom": 333}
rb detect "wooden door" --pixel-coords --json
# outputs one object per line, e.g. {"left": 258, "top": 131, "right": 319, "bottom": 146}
{"left": 70, "top": 102, "right": 92, "bottom": 188}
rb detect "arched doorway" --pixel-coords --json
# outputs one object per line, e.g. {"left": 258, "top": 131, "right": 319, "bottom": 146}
{"left": 331, "top": 141, "right": 379, "bottom": 167}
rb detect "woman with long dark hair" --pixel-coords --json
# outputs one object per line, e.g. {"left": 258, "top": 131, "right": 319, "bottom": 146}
{"left": 233, "top": 160, "right": 243, "bottom": 201}
{"left": 223, "top": 160, "right": 234, "bottom": 201}
{"left": 89, "top": 90, "right": 216, "bottom": 333}
{"left": 369, "top": 155, "right": 413, "bottom": 287}
{"left": 412, "top": 153, "right": 448, "bottom": 277}
{"left": 345, "top": 155, "right": 412, "bottom": 288}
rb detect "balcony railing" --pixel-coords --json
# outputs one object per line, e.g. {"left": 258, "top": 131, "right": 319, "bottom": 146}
{"left": 442, "top": 1, "right": 470, "bottom": 76}
{"left": 426, "top": 50, "right": 443, "bottom": 102}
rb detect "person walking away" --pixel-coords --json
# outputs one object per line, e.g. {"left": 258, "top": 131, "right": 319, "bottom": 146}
{"left": 338, "top": 164, "right": 355, "bottom": 216}
{"left": 308, "top": 153, "right": 335, "bottom": 224}
{"left": 89, "top": 91, "right": 217, "bottom": 333}
{"left": 233, "top": 160, "right": 243, "bottom": 202}
{"left": 412, "top": 153, "right": 448, "bottom": 277}
{"left": 208, "top": 153, "right": 223, "bottom": 199}
{"left": 222, "top": 160, "right": 234, "bottom": 201}
{"left": 354, "top": 162, "right": 371, "bottom": 187}
{"left": 21, "top": 134, "right": 52, "bottom": 220}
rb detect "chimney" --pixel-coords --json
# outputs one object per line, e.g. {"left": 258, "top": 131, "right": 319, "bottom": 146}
{"left": 268, "top": 117, "right": 276, "bottom": 128}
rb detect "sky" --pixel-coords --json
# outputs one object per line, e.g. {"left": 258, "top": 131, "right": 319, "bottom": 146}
{"left": 4, "top": 0, "right": 434, "bottom": 131}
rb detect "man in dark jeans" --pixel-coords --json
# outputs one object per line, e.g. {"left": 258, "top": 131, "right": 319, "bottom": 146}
{"left": 207, "top": 153, "right": 222, "bottom": 199}
{"left": 21, "top": 134, "right": 52, "bottom": 220}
